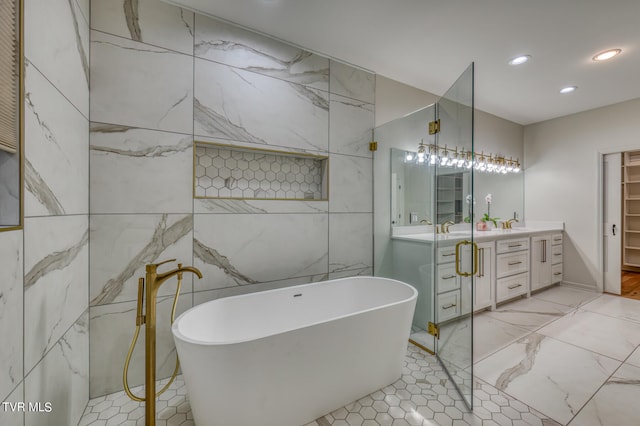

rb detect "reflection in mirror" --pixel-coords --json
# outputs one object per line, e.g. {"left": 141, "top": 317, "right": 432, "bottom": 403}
{"left": 391, "top": 147, "right": 524, "bottom": 228}
{"left": 0, "top": 0, "right": 23, "bottom": 230}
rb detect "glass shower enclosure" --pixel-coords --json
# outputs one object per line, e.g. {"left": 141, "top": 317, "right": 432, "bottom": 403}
{"left": 374, "top": 64, "right": 475, "bottom": 408}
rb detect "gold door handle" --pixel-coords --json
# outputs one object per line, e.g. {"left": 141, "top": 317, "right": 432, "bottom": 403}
{"left": 455, "top": 240, "right": 479, "bottom": 277}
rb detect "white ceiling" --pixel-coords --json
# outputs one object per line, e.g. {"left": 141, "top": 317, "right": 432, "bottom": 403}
{"left": 165, "top": 0, "right": 640, "bottom": 125}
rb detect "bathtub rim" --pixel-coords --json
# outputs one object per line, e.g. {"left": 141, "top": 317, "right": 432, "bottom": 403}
{"left": 172, "top": 276, "right": 417, "bottom": 346}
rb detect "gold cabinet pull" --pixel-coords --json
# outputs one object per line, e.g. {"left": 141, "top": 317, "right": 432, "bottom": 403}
{"left": 508, "top": 283, "right": 523, "bottom": 289}
{"left": 442, "top": 303, "right": 457, "bottom": 310}
{"left": 442, "top": 275, "right": 456, "bottom": 280}
{"left": 508, "top": 261, "right": 522, "bottom": 266}
{"left": 455, "top": 240, "right": 478, "bottom": 277}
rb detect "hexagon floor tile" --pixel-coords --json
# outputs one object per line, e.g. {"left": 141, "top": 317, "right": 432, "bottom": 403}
{"left": 79, "top": 345, "right": 559, "bottom": 426}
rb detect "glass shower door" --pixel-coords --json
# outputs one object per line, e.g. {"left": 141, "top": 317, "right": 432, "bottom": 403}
{"left": 433, "top": 63, "right": 475, "bottom": 409}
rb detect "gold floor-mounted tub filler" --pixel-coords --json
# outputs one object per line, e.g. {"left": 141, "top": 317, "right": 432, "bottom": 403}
{"left": 123, "top": 259, "right": 202, "bottom": 426}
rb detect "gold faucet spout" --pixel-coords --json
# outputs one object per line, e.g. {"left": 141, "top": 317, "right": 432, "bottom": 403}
{"left": 505, "top": 218, "right": 519, "bottom": 229}
{"left": 441, "top": 220, "right": 455, "bottom": 234}
{"left": 150, "top": 265, "right": 203, "bottom": 290}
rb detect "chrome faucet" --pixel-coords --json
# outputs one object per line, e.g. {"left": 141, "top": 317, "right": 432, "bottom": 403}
{"left": 441, "top": 220, "right": 455, "bottom": 234}
{"left": 505, "top": 218, "right": 519, "bottom": 229}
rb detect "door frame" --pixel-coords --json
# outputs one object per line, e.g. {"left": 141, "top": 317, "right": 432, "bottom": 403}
{"left": 597, "top": 143, "right": 640, "bottom": 294}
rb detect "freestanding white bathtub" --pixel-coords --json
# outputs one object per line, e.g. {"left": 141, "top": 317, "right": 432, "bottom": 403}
{"left": 172, "top": 276, "right": 417, "bottom": 426}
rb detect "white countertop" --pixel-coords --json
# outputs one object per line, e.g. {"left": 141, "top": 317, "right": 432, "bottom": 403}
{"left": 391, "top": 221, "right": 564, "bottom": 243}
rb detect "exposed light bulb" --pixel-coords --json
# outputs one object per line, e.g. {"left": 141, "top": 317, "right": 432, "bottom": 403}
{"left": 406, "top": 153, "right": 414, "bottom": 161}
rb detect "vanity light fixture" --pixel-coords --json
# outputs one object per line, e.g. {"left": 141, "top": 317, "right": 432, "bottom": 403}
{"left": 560, "top": 86, "right": 577, "bottom": 94}
{"left": 508, "top": 55, "right": 531, "bottom": 66}
{"left": 593, "top": 49, "right": 622, "bottom": 61}
{"left": 405, "top": 143, "right": 521, "bottom": 174}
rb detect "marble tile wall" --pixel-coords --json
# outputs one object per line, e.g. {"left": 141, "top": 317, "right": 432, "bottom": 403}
{"left": 0, "top": 0, "right": 91, "bottom": 425}
{"left": 89, "top": 0, "right": 375, "bottom": 397}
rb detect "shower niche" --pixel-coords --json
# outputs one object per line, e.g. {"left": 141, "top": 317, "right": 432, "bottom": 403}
{"left": 194, "top": 141, "right": 329, "bottom": 201}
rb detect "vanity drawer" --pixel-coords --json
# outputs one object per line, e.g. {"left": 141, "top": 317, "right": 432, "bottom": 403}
{"left": 496, "top": 238, "right": 529, "bottom": 254}
{"left": 551, "top": 244, "right": 563, "bottom": 264}
{"left": 552, "top": 263, "right": 563, "bottom": 283}
{"left": 436, "top": 263, "right": 460, "bottom": 294}
{"left": 551, "top": 233, "right": 563, "bottom": 246}
{"left": 437, "top": 246, "right": 458, "bottom": 264}
{"left": 496, "top": 251, "right": 529, "bottom": 278}
{"left": 437, "top": 291, "right": 461, "bottom": 322}
{"left": 496, "top": 272, "right": 529, "bottom": 303}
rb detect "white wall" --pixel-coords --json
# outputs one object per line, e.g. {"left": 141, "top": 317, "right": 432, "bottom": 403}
{"left": 524, "top": 97, "right": 640, "bottom": 290}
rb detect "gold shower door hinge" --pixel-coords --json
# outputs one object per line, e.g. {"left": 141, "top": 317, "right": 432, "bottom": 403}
{"left": 429, "top": 119, "right": 440, "bottom": 135}
{"left": 428, "top": 322, "right": 440, "bottom": 339}
{"left": 369, "top": 141, "right": 378, "bottom": 151}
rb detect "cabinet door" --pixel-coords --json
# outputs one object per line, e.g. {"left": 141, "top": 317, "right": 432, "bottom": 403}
{"left": 474, "top": 243, "right": 494, "bottom": 310}
{"left": 531, "top": 235, "right": 552, "bottom": 291}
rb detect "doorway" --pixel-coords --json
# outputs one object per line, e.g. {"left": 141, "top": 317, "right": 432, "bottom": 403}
{"left": 604, "top": 150, "right": 640, "bottom": 300}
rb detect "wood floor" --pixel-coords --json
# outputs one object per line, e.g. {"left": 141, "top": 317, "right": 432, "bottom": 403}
{"left": 621, "top": 271, "right": 640, "bottom": 300}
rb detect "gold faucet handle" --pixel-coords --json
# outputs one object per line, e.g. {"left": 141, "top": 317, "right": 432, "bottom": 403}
{"left": 154, "top": 258, "right": 177, "bottom": 267}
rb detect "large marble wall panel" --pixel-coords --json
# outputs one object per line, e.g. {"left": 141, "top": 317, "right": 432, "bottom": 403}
{"left": 194, "top": 58, "right": 329, "bottom": 152}
{"left": 193, "top": 213, "right": 328, "bottom": 290}
{"left": 89, "top": 296, "right": 192, "bottom": 397}
{"left": 24, "top": 61, "right": 89, "bottom": 217}
{"left": 24, "top": 216, "right": 89, "bottom": 373}
{"left": 194, "top": 15, "right": 328, "bottom": 90}
{"left": 329, "top": 60, "right": 375, "bottom": 104}
{"left": 0, "top": 383, "right": 23, "bottom": 426}
{"left": 329, "top": 213, "right": 373, "bottom": 274}
{"left": 25, "top": 0, "right": 89, "bottom": 116}
{"left": 329, "top": 154, "right": 373, "bottom": 213}
{"left": 24, "top": 312, "right": 88, "bottom": 426}
{"left": 329, "top": 94, "right": 374, "bottom": 158}
{"left": 91, "top": 0, "right": 195, "bottom": 54}
{"left": 194, "top": 198, "right": 328, "bottom": 214}
{"left": 90, "top": 125, "right": 192, "bottom": 214}
{"left": 90, "top": 31, "right": 193, "bottom": 134}
{"left": 0, "top": 231, "right": 23, "bottom": 402}
{"left": 90, "top": 214, "right": 194, "bottom": 306}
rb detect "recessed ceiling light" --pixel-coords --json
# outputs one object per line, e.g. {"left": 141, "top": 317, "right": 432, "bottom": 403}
{"left": 508, "top": 55, "right": 531, "bottom": 66}
{"left": 593, "top": 49, "right": 622, "bottom": 61}
{"left": 560, "top": 86, "right": 578, "bottom": 94}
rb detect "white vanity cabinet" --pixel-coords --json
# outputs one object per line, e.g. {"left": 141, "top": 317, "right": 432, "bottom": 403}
{"left": 551, "top": 233, "right": 563, "bottom": 283}
{"left": 461, "top": 241, "right": 494, "bottom": 314}
{"left": 435, "top": 245, "right": 461, "bottom": 322}
{"left": 495, "top": 237, "right": 529, "bottom": 303}
{"left": 531, "top": 233, "right": 563, "bottom": 291}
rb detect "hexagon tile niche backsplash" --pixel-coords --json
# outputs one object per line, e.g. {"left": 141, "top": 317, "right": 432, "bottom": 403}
{"left": 194, "top": 143, "right": 328, "bottom": 200}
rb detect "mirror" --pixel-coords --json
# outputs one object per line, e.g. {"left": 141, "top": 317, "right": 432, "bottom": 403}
{"left": 0, "top": 0, "right": 23, "bottom": 230}
{"left": 391, "top": 147, "right": 523, "bottom": 227}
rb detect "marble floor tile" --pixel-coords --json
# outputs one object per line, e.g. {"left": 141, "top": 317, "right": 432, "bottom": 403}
{"left": 538, "top": 309, "right": 640, "bottom": 361}
{"left": 625, "top": 345, "right": 640, "bottom": 368}
{"left": 568, "top": 363, "right": 640, "bottom": 426}
{"left": 472, "top": 312, "right": 530, "bottom": 362}
{"left": 486, "top": 296, "right": 573, "bottom": 331}
{"left": 474, "top": 333, "right": 620, "bottom": 425}
{"left": 79, "top": 344, "right": 558, "bottom": 426}
{"left": 531, "top": 285, "right": 599, "bottom": 308}
{"left": 581, "top": 293, "right": 640, "bottom": 323}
